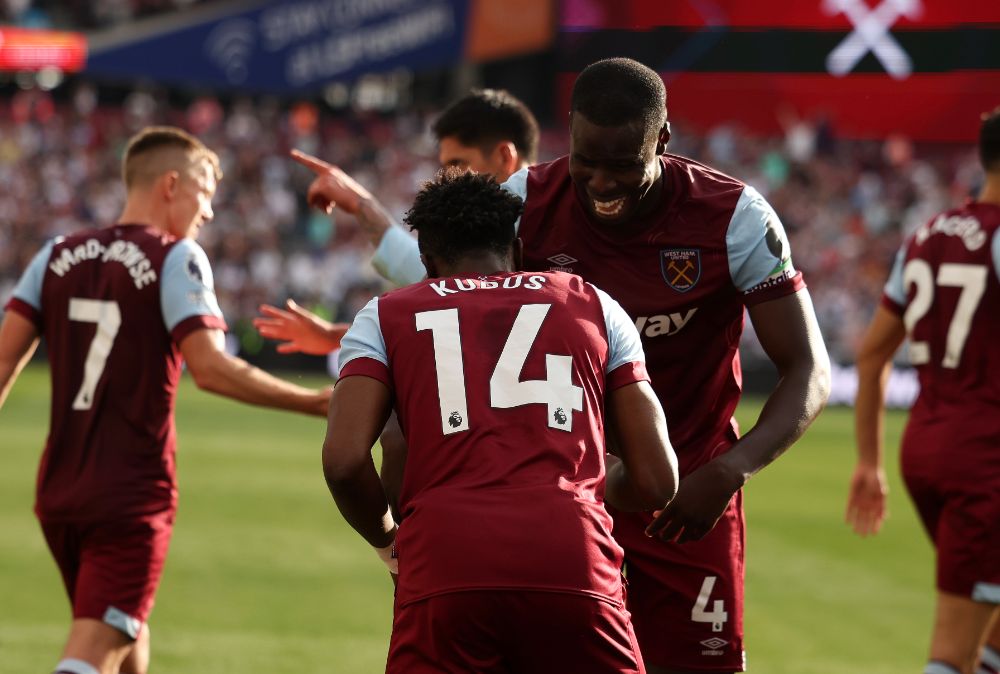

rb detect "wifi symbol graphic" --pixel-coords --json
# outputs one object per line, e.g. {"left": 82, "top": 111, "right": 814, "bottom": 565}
{"left": 206, "top": 18, "right": 256, "bottom": 84}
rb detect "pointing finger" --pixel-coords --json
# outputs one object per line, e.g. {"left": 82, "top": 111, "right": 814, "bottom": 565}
{"left": 290, "top": 149, "right": 334, "bottom": 174}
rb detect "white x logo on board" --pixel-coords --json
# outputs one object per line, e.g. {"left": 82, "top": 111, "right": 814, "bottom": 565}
{"left": 824, "top": 0, "right": 922, "bottom": 79}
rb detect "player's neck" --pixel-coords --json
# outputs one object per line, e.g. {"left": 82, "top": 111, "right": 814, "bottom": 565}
{"left": 978, "top": 175, "right": 1000, "bottom": 206}
{"left": 117, "top": 197, "right": 162, "bottom": 231}
{"left": 437, "top": 253, "right": 513, "bottom": 278}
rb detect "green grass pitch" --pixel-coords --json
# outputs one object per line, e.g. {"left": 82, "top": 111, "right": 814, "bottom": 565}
{"left": 1, "top": 365, "right": 932, "bottom": 672}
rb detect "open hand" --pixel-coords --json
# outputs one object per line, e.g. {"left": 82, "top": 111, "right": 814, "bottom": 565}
{"left": 253, "top": 299, "right": 349, "bottom": 355}
{"left": 845, "top": 463, "right": 887, "bottom": 537}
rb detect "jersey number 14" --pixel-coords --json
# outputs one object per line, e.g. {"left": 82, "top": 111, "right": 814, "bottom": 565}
{"left": 416, "top": 303, "right": 584, "bottom": 435}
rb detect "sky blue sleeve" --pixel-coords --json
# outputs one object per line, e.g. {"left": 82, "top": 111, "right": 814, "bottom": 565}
{"left": 338, "top": 297, "right": 388, "bottom": 368}
{"left": 726, "top": 185, "right": 797, "bottom": 291}
{"left": 501, "top": 167, "right": 528, "bottom": 235}
{"left": 993, "top": 228, "right": 1000, "bottom": 283}
{"left": 160, "top": 239, "right": 225, "bottom": 332}
{"left": 371, "top": 227, "right": 426, "bottom": 287}
{"left": 589, "top": 283, "right": 645, "bottom": 373}
{"left": 11, "top": 238, "right": 58, "bottom": 310}
{"left": 883, "top": 246, "right": 907, "bottom": 306}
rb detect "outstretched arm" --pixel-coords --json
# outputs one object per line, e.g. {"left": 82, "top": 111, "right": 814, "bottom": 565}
{"left": 0, "top": 311, "right": 40, "bottom": 410}
{"left": 291, "top": 149, "right": 397, "bottom": 249}
{"left": 179, "top": 328, "right": 330, "bottom": 416}
{"left": 846, "top": 304, "right": 905, "bottom": 537}
{"left": 291, "top": 150, "right": 426, "bottom": 286}
{"left": 647, "top": 289, "right": 831, "bottom": 543}
{"left": 253, "top": 299, "right": 349, "bottom": 355}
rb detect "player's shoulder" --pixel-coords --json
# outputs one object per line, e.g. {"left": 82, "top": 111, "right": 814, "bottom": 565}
{"left": 663, "top": 153, "right": 746, "bottom": 199}
{"left": 527, "top": 156, "right": 570, "bottom": 181}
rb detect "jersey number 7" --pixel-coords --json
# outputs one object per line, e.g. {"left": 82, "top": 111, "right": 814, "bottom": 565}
{"left": 416, "top": 303, "right": 584, "bottom": 435}
{"left": 68, "top": 298, "right": 122, "bottom": 410}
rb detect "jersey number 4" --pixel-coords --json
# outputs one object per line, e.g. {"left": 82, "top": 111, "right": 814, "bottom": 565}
{"left": 416, "top": 304, "right": 584, "bottom": 435}
{"left": 903, "top": 261, "right": 987, "bottom": 368}
{"left": 68, "top": 298, "right": 122, "bottom": 410}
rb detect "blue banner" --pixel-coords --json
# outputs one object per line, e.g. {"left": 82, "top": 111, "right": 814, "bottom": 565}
{"left": 85, "top": 0, "right": 469, "bottom": 93}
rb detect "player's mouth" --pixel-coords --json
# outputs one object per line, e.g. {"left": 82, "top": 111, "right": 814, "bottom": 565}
{"left": 592, "top": 196, "right": 626, "bottom": 218}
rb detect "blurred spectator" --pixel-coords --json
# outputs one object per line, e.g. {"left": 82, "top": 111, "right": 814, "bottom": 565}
{"left": 0, "top": 83, "right": 985, "bottom": 367}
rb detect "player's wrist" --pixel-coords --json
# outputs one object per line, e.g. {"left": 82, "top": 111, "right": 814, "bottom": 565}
{"left": 373, "top": 506, "right": 398, "bottom": 573}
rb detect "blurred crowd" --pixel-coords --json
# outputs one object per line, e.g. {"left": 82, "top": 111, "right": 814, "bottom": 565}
{"left": 0, "top": 84, "right": 985, "bottom": 365}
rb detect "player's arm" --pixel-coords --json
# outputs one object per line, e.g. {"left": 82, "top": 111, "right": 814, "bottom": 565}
{"left": 604, "top": 380, "right": 678, "bottom": 511}
{"left": 846, "top": 304, "right": 904, "bottom": 536}
{"left": 0, "top": 311, "right": 40, "bottom": 409}
{"left": 164, "top": 238, "right": 329, "bottom": 415}
{"left": 727, "top": 289, "right": 831, "bottom": 477}
{"left": 648, "top": 290, "right": 831, "bottom": 543}
{"left": 1, "top": 239, "right": 52, "bottom": 409}
{"left": 322, "top": 374, "right": 396, "bottom": 553}
{"left": 179, "top": 328, "right": 330, "bottom": 416}
{"left": 590, "top": 283, "right": 678, "bottom": 510}
{"left": 290, "top": 149, "right": 426, "bottom": 286}
{"left": 253, "top": 298, "right": 349, "bottom": 355}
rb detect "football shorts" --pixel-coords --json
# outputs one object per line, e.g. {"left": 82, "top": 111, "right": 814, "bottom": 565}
{"left": 901, "top": 418, "right": 1000, "bottom": 602}
{"left": 610, "top": 491, "right": 746, "bottom": 672}
{"left": 40, "top": 510, "right": 175, "bottom": 638}
{"left": 387, "top": 589, "right": 644, "bottom": 674}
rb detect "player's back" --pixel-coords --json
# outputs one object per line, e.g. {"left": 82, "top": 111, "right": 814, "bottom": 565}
{"left": 372, "top": 271, "right": 631, "bottom": 606}
{"left": 25, "top": 225, "right": 190, "bottom": 521}
{"left": 891, "top": 203, "right": 1000, "bottom": 411}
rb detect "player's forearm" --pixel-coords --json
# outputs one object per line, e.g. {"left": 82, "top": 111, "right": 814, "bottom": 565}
{"left": 324, "top": 454, "right": 397, "bottom": 548}
{"left": 853, "top": 355, "right": 892, "bottom": 468}
{"left": 190, "top": 353, "right": 327, "bottom": 416}
{"left": 355, "top": 196, "right": 399, "bottom": 249}
{"left": 718, "top": 355, "right": 831, "bottom": 485}
{"left": 0, "top": 314, "right": 40, "bottom": 410}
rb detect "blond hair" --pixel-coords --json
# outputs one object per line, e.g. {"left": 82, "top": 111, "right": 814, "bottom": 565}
{"left": 122, "top": 126, "right": 222, "bottom": 189}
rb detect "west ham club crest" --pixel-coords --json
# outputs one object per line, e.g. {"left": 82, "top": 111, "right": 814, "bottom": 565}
{"left": 660, "top": 248, "right": 701, "bottom": 292}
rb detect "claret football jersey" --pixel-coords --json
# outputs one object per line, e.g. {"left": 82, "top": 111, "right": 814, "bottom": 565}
{"left": 882, "top": 202, "right": 1000, "bottom": 419}
{"left": 5, "top": 224, "right": 226, "bottom": 521}
{"left": 338, "top": 270, "right": 649, "bottom": 606}
{"left": 509, "top": 155, "right": 805, "bottom": 473}
{"left": 372, "top": 155, "right": 805, "bottom": 474}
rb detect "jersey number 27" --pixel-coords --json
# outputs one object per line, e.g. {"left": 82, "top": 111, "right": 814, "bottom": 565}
{"left": 903, "top": 261, "right": 987, "bottom": 368}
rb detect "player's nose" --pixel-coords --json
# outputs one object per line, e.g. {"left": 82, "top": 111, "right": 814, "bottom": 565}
{"left": 587, "top": 168, "right": 618, "bottom": 195}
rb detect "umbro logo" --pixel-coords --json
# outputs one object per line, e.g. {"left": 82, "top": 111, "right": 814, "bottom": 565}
{"left": 547, "top": 253, "right": 577, "bottom": 266}
{"left": 700, "top": 638, "right": 728, "bottom": 650}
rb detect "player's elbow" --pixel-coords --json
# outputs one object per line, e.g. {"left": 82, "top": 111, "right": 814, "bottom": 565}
{"left": 186, "top": 357, "right": 226, "bottom": 393}
{"left": 627, "top": 448, "right": 679, "bottom": 511}
{"left": 321, "top": 438, "right": 365, "bottom": 487}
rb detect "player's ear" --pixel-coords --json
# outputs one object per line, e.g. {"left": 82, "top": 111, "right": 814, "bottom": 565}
{"left": 656, "top": 121, "right": 671, "bottom": 154}
{"left": 495, "top": 141, "right": 517, "bottom": 177}
{"left": 511, "top": 237, "right": 524, "bottom": 271}
{"left": 160, "top": 170, "right": 180, "bottom": 200}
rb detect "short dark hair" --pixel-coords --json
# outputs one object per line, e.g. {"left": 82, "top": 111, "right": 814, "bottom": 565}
{"left": 571, "top": 58, "right": 667, "bottom": 139}
{"left": 431, "top": 89, "right": 539, "bottom": 164}
{"left": 405, "top": 169, "right": 524, "bottom": 266}
{"left": 980, "top": 106, "right": 1000, "bottom": 173}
